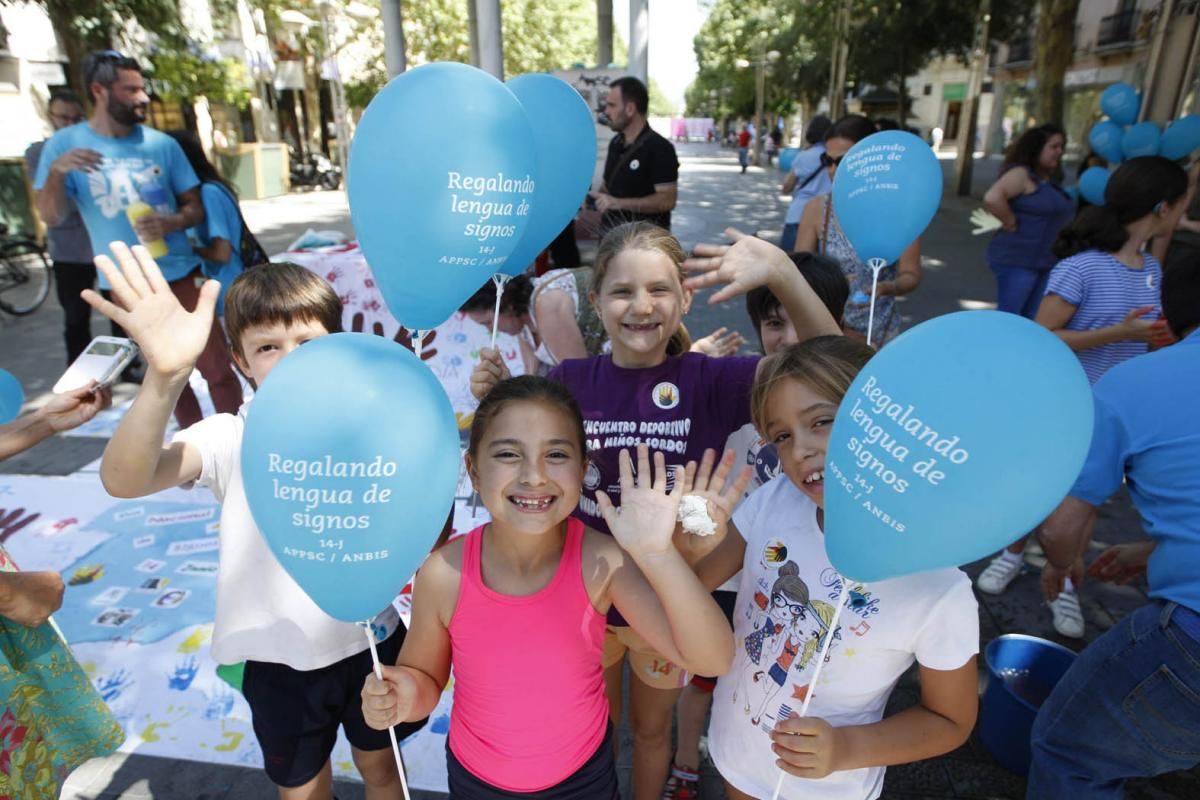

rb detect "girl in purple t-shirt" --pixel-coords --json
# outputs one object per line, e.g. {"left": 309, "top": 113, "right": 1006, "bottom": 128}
{"left": 472, "top": 221, "right": 840, "bottom": 800}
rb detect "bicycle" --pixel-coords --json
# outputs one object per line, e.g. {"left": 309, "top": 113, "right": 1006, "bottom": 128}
{"left": 0, "top": 222, "right": 52, "bottom": 316}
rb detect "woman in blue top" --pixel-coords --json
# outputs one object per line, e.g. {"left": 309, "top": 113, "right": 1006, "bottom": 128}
{"left": 168, "top": 130, "right": 247, "bottom": 316}
{"left": 780, "top": 115, "right": 831, "bottom": 253}
{"left": 982, "top": 124, "right": 1075, "bottom": 319}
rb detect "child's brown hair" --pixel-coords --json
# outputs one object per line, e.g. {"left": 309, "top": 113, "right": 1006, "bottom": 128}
{"left": 751, "top": 336, "right": 875, "bottom": 433}
{"left": 224, "top": 262, "right": 343, "bottom": 361}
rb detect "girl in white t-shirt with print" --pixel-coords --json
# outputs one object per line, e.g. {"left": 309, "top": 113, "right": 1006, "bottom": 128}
{"left": 684, "top": 336, "right": 980, "bottom": 800}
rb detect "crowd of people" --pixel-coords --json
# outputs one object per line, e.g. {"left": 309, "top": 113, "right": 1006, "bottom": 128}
{"left": 4, "top": 48, "right": 1198, "bottom": 800}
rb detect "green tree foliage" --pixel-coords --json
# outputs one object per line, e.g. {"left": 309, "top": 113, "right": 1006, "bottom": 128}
{"left": 148, "top": 50, "right": 252, "bottom": 109}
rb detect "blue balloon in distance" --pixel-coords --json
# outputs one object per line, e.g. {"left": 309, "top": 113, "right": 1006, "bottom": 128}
{"left": 1121, "top": 121, "right": 1162, "bottom": 159}
{"left": 241, "top": 333, "right": 461, "bottom": 623}
{"left": 823, "top": 311, "right": 1093, "bottom": 583}
{"left": 831, "top": 130, "right": 942, "bottom": 265}
{"left": 0, "top": 369, "right": 23, "bottom": 424}
{"left": 1078, "top": 167, "right": 1110, "bottom": 206}
{"left": 1160, "top": 115, "right": 1200, "bottom": 161}
{"left": 348, "top": 62, "right": 538, "bottom": 331}
{"left": 1101, "top": 82, "right": 1140, "bottom": 126}
{"left": 1088, "top": 120, "right": 1125, "bottom": 165}
{"left": 779, "top": 147, "right": 800, "bottom": 174}
{"left": 498, "top": 74, "right": 597, "bottom": 278}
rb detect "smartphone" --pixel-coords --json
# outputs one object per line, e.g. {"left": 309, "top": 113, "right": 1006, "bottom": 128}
{"left": 53, "top": 336, "right": 139, "bottom": 394}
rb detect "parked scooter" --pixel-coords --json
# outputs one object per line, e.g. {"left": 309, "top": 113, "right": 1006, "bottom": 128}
{"left": 289, "top": 149, "right": 342, "bottom": 190}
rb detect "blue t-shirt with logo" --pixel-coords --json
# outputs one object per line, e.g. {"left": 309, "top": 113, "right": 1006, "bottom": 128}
{"left": 1070, "top": 329, "right": 1200, "bottom": 612}
{"left": 33, "top": 123, "right": 200, "bottom": 288}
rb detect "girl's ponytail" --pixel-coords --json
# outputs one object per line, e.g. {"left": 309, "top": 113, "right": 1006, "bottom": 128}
{"left": 1053, "top": 156, "right": 1187, "bottom": 259}
{"left": 666, "top": 323, "right": 692, "bottom": 356}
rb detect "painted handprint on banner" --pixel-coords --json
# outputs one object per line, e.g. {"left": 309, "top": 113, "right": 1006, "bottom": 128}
{"left": 168, "top": 657, "right": 200, "bottom": 691}
{"left": 0, "top": 507, "right": 39, "bottom": 544}
{"left": 350, "top": 313, "right": 439, "bottom": 360}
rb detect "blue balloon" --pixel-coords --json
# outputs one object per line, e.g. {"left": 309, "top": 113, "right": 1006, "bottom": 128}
{"left": 348, "top": 62, "right": 538, "bottom": 330}
{"left": 1078, "top": 166, "right": 1110, "bottom": 206}
{"left": 1121, "top": 121, "right": 1161, "bottom": 159}
{"left": 1101, "top": 83, "right": 1140, "bottom": 126}
{"left": 498, "top": 74, "right": 597, "bottom": 278}
{"left": 1087, "top": 120, "right": 1125, "bottom": 164}
{"left": 831, "top": 131, "right": 942, "bottom": 265}
{"left": 0, "top": 369, "right": 23, "bottom": 424}
{"left": 823, "top": 312, "right": 1093, "bottom": 582}
{"left": 241, "top": 333, "right": 461, "bottom": 623}
{"left": 1160, "top": 115, "right": 1200, "bottom": 161}
{"left": 779, "top": 147, "right": 800, "bottom": 174}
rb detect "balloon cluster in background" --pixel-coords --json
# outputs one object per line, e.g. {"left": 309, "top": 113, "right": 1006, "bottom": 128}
{"left": 1081, "top": 82, "right": 1200, "bottom": 206}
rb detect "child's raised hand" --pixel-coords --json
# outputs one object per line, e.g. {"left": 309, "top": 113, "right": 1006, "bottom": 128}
{"left": 81, "top": 242, "right": 219, "bottom": 380}
{"left": 597, "top": 444, "right": 683, "bottom": 560}
{"left": 771, "top": 715, "right": 841, "bottom": 779}
{"left": 683, "top": 227, "right": 793, "bottom": 304}
{"left": 360, "top": 665, "right": 418, "bottom": 731}
{"left": 675, "top": 449, "right": 751, "bottom": 562}
{"left": 469, "top": 346, "right": 511, "bottom": 401}
{"left": 689, "top": 326, "right": 746, "bottom": 357}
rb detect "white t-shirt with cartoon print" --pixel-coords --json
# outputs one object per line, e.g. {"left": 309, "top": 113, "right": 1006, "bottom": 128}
{"left": 710, "top": 475, "right": 979, "bottom": 800}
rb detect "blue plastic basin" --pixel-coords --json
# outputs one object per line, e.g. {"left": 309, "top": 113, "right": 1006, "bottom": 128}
{"left": 979, "top": 634, "right": 1078, "bottom": 775}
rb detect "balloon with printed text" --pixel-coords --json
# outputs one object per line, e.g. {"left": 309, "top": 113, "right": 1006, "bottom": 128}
{"left": 831, "top": 130, "right": 942, "bottom": 265}
{"left": 1101, "top": 83, "right": 1140, "bottom": 126}
{"left": 1160, "top": 115, "right": 1200, "bottom": 161}
{"left": 823, "top": 312, "right": 1093, "bottom": 582}
{"left": 1087, "top": 121, "right": 1125, "bottom": 165}
{"left": 497, "top": 74, "right": 597, "bottom": 278}
{"left": 0, "top": 369, "right": 23, "bottom": 424}
{"left": 241, "top": 333, "right": 460, "bottom": 623}
{"left": 1078, "top": 167, "right": 1110, "bottom": 206}
{"left": 348, "top": 62, "right": 539, "bottom": 330}
{"left": 1121, "top": 121, "right": 1162, "bottom": 159}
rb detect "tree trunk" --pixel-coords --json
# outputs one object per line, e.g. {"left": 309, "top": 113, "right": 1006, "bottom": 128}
{"left": 1033, "top": 0, "right": 1080, "bottom": 127}
{"left": 45, "top": 0, "right": 112, "bottom": 107}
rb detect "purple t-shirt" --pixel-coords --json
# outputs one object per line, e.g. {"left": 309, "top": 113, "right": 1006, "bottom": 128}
{"left": 549, "top": 353, "right": 759, "bottom": 534}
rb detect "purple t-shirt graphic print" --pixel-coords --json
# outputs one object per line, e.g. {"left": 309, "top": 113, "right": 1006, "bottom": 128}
{"left": 549, "top": 353, "right": 759, "bottom": 534}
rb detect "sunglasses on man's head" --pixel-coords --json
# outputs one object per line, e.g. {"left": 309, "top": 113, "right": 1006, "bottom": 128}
{"left": 820, "top": 152, "right": 845, "bottom": 168}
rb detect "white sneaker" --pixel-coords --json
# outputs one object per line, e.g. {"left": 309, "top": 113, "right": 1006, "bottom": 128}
{"left": 1050, "top": 591, "right": 1085, "bottom": 638}
{"left": 976, "top": 555, "right": 1023, "bottom": 595}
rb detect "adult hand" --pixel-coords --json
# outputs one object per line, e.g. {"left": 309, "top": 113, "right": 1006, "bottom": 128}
{"left": 673, "top": 448, "right": 751, "bottom": 563}
{"left": 1088, "top": 541, "right": 1154, "bottom": 585}
{"left": 132, "top": 214, "right": 173, "bottom": 242}
{"left": 82, "top": 242, "right": 218, "bottom": 380}
{"left": 683, "top": 228, "right": 791, "bottom": 304}
{"left": 360, "top": 665, "right": 417, "bottom": 730}
{"left": 597, "top": 445, "right": 683, "bottom": 560}
{"left": 41, "top": 382, "right": 113, "bottom": 432}
{"left": 690, "top": 327, "right": 746, "bottom": 357}
{"left": 1040, "top": 557, "right": 1084, "bottom": 602}
{"left": 0, "top": 571, "right": 65, "bottom": 627}
{"left": 592, "top": 192, "right": 618, "bottom": 213}
{"left": 771, "top": 715, "right": 841, "bottom": 779}
{"left": 51, "top": 148, "right": 102, "bottom": 177}
{"left": 469, "top": 347, "right": 510, "bottom": 401}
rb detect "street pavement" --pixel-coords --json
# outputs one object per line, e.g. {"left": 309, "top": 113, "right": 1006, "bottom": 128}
{"left": 0, "top": 142, "right": 1194, "bottom": 798}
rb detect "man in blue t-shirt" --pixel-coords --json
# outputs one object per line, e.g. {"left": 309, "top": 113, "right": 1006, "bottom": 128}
{"left": 1028, "top": 262, "right": 1200, "bottom": 798}
{"left": 34, "top": 51, "right": 242, "bottom": 427}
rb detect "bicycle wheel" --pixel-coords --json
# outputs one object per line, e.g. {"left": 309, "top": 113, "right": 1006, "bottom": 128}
{"left": 0, "top": 240, "right": 53, "bottom": 316}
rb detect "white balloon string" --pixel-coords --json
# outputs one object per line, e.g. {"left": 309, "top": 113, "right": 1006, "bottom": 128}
{"left": 768, "top": 581, "right": 851, "bottom": 800}
{"left": 489, "top": 273, "right": 509, "bottom": 349}
{"left": 413, "top": 330, "right": 424, "bottom": 360}
{"left": 866, "top": 257, "right": 887, "bottom": 348}
{"left": 361, "top": 622, "right": 412, "bottom": 800}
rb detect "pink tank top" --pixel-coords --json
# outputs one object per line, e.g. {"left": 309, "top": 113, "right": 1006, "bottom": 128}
{"left": 447, "top": 519, "right": 609, "bottom": 792}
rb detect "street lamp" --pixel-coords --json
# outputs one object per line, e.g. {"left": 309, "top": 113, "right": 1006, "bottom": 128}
{"left": 737, "top": 48, "right": 780, "bottom": 166}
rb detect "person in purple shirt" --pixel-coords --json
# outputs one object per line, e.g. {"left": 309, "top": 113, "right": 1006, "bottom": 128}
{"left": 471, "top": 222, "right": 840, "bottom": 800}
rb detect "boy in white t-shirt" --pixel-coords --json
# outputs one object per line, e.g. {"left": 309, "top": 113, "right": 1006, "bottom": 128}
{"left": 683, "top": 337, "right": 979, "bottom": 800}
{"left": 83, "top": 243, "right": 425, "bottom": 799}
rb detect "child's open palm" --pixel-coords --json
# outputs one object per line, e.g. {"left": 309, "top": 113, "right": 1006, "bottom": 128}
{"left": 82, "top": 243, "right": 218, "bottom": 378}
{"left": 675, "top": 448, "right": 752, "bottom": 562}
{"left": 597, "top": 445, "right": 682, "bottom": 559}
{"left": 683, "top": 227, "right": 790, "bottom": 304}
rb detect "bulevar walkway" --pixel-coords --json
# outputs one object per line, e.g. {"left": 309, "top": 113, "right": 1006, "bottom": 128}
{"left": 0, "top": 143, "right": 1193, "bottom": 798}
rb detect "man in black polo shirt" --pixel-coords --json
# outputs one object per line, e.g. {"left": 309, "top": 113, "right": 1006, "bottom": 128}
{"left": 592, "top": 76, "right": 679, "bottom": 234}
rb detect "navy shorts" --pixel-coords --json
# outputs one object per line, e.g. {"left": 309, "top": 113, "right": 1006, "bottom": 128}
{"left": 242, "top": 626, "right": 428, "bottom": 788}
{"left": 690, "top": 590, "right": 738, "bottom": 692}
{"left": 446, "top": 723, "right": 619, "bottom": 799}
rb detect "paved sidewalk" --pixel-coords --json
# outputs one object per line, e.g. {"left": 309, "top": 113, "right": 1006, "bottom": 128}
{"left": 1, "top": 143, "right": 1194, "bottom": 798}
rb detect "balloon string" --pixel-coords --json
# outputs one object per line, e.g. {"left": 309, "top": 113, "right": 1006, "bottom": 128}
{"left": 489, "top": 273, "right": 509, "bottom": 349}
{"left": 768, "top": 581, "right": 850, "bottom": 800}
{"left": 413, "top": 330, "right": 424, "bottom": 360}
{"left": 361, "top": 622, "right": 413, "bottom": 800}
{"left": 866, "top": 258, "right": 886, "bottom": 348}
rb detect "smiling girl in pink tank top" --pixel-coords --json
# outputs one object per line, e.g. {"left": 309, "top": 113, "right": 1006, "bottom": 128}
{"left": 360, "top": 376, "right": 739, "bottom": 798}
